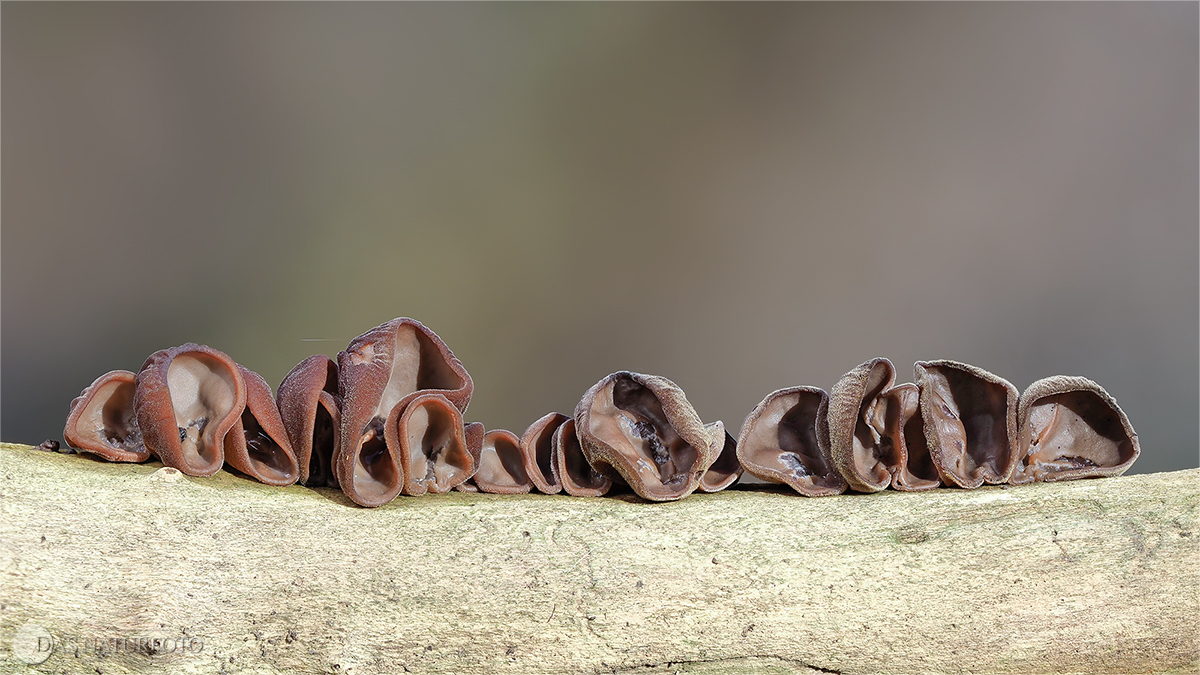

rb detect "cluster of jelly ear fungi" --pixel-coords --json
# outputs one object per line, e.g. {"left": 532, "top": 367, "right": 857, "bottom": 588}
{"left": 62, "top": 321, "right": 1138, "bottom": 507}
{"left": 737, "top": 357, "right": 1139, "bottom": 496}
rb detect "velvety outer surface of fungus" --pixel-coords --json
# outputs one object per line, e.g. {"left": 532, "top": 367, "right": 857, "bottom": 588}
{"left": 223, "top": 365, "right": 299, "bottom": 486}
{"left": 698, "top": 421, "right": 741, "bottom": 493}
{"left": 737, "top": 386, "right": 847, "bottom": 496}
{"left": 828, "top": 357, "right": 897, "bottom": 493}
{"left": 915, "top": 360, "right": 1018, "bottom": 489}
{"left": 63, "top": 369, "right": 149, "bottom": 462}
{"left": 277, "top": 354, "right": 341, "bottom": 488}
{"left": 134, "top": 343, "right": 246, "bottom": 477}
{"left": 1011, "top": 375, "right": 1140, "bottom": 484}
{"left": 521, "top": 412, "right": 569, "bottom": 494}
{"left": 575, "top": 371, "right": 716, "bottom": 502}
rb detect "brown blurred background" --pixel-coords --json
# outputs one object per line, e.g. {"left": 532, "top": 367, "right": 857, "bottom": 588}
{"left": 3, "top": 3, "right": 1196, "bottom": 474}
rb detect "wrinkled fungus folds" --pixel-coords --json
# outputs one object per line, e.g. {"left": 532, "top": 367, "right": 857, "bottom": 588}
{"left": 880, "top": 384, "right": 939, "bottom": 491}
{"left": 828, "top": 358, "right": 897, "bottom": 492}
{"left": 575, "top": 371, "right": 715, "bottom": 502}
{"left": 699, "top": 421, "right": 741, "bottom": 493}
{"left": 135, "top": 344, "right": 246, "bottom": 477}
{"left": 223, "top": 366, "right": 299, "bottom": 486}
{"left": 63, "top": 370, "right": 148, "bottom": 462}
{"left": 1012, "top": 376, "right": 1139, "bottom": 484}
{"left": 737, "top": 386, "right": 846, "bottom": 496}
{"left": 278, "top": 355, "right": 341, "bottom": 488}
{"left": 554, "top": 418, "right": 612, "bottom": 497}
{"left": 915, "top": 360, "right": 1018, "bottom": 489}
{"left": 397, "top": 393, "right": 474, "bottom": 495}
{"left": 522, "top": 412, "right": 568, "bottom": 494}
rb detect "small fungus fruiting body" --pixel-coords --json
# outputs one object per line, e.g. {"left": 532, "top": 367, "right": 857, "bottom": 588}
{"left": 59, "top": 316, "right": 1141, "bottom": 506}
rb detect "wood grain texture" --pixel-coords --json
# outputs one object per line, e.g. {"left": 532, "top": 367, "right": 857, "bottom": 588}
{"left": 1, "top": 442, "right": 1196, "bottom": 674}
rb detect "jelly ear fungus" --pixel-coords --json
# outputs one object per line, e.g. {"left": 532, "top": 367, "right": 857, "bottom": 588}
{"left": 553, "top": 418, "right": 612, "bottom": 497}
{"left": 335, "top": 318, "right": 473, "bottom": 506}
{"left": 63, "top": 370, "right": 149, "bottom": 462}
{"left": 698, "top": 421, "right": 741, "bottom": 493}
{"left": 878, "top": 384, "right": 940, "bottom": 491}
{"left": 575, "top": 371, "right": 716, "bottom": 502}
{"left": 914, "top": 360, "right": 1018, "bottom": 488}
{"left": 277, "top": 355, "right": 341, "bottom": 488}
{"left": 473, "top": 429, "right": 533, "bottom": 494}
{"left": 223, "top": 366, "right": 299, "bottom": 486}
{"left": 737, "top": 386, "right": 847, "bottom": 496}
{"left": 1010, "top": 376, "right": 1139, "bottom": 484}
{"left": 828, "top": 358, "right": 897, "bottom": 493}
{"left": 395, "top": 392, "right": 476, "bottom": 496}
{"left": 521, "top": 412, "right": 569, "bottom": 494}
{"left": 134, "top": 343, "right": 247, "bottom": 476}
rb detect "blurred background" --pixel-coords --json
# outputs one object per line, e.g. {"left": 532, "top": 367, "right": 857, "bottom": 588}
{"left": 3, "top": 3, "right": 1196, "bottom": 474}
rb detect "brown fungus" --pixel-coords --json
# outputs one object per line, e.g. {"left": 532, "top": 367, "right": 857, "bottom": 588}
{"left": 521, "top": 412, "right": 569, "bottom": 494}
{"left": 222, "top": 365, "right": 300, "bottom": 486}
{"left": 553, "top": 418, "right": 612, "bottom": 497}
{"left": 828, "top": 357, "right": 898, "bottom": 493}
{"left": 878, "top": 383, "right": 940, "bottom": 491}
{"left": 335, "top": 318, "right": 474, "bottom": 506}
{"left": 277, "top": 355, "right": 341, "bottom": 488}
{"left": 914, "top": 360, "right": 1019, "bottom": 488}
{"left": 473, "top": 429, "right": 533, "bottom": 494}
{"left": 698, "top": 421, "right": 741, "bottom": 493}
{"left": 1010, "top": 376, "right": 1139, "bottom": 484}
{"left": 134, "top": 343, "right": 246, "bottom": 477}
{"left": 396, "top": 392, "right": 475, "bottom": 496}
{"left": 63, "top": 369, "right": 149, "bottom": 462}
{"left": 736, "top": 386, "right": 846, "bottom": 496}
{"left": 453, "top": 422, "right": 486, "bottom": 492}
{"left": 574, "top": 371, "right": 716, "bottom": 502}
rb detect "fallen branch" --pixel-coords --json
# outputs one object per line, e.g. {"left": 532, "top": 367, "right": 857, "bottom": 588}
{"left": 0, "top": 443, "right": 1196, "bottom": 674}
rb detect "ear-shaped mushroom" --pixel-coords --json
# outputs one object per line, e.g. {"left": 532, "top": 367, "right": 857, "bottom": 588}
{"left": 396, "top": 392, "right": 475, "bottom": 496}
{"left": 335, "top": 318, "right": 473, "bottom": 506}
{"left": 828, "top": 358, "right": 897, "bottom": 493}
{"left": 277, "top": 355, "right": 341, "bottom": 488}
{"left": 222, "top": 366, "right": 300, "bottom": 486}
{"left": 521, "top": 412, "right": 569, "bottom": 494}
{"left": 698, "top": 421, "right": 741, "bottom": 493}
{"left": 134, "top": 343, "right": 247, "bottom": 477}
{"left": 553, "top": 418, "right": 612, "bottom": 497}
{"left": 878, "top": 383, "right": 940, "bottom": 491}
{"left": 473, "top": 429, "right": 533, "bottom": 494}
{"left": 63, "top": 370, "right": 149, "bottom": 462}
{"left": 736, "top": 386, "right": 846, "bottom": 496}
{"left": 574, "top": 371, "right": 716, "bottom": 502}
{"left": 1010, "top": 376, "right": 1139, "bottom": 484}
{"left": 453, "top": 422, "right": 486, "bottom": 493}
{"left": 914, "top": 360, "right": 1019, "bottom": 488}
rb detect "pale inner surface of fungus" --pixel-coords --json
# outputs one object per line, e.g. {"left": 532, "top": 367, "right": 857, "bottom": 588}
{"left": 528, "top": 416, "right": 563, "bottom": 487}
{"left": 741, "top": 390, "right": 839, "bottom": 491}
{"left": 556, "top": 420, "right": 609, "bottom": 491}
{"left": 881, "top": 384, "right": 938, "bottom": 489}
{"left": 239, "top": 411, "right": 293, "bottom": 483}
{"left": 81, "top": 379, "right": 142, "bottom": 451}
{"left": 351, "top": 417, "right": 396, "bottom": 501}
{"left": 403, "top": 400, "right": 470, "bottom": 492}
{"left": 700, "top": 425, "right": 739, "bottom": 489}
{"left": 307, "top": 393, "right": 339, "bottom": 488}
{"left": 371, "top": 324, "right": 464, "bottom": 420}
{"left": 588, "top": 376, "right": 698, "bottom": 493}
{"left": 476, "top": 432, "right": 530, "bottom": 489}
{"left": 166, "top": 354, "right": 238, "bottom": 470}
{"left": 922, "top": 365, "right": 1011, "bottom": 483}
{"left": 851, "top": 362, "right": 894, "bottom": 485}
{"left": 1019, "top": 391, "right": 1134, "bottom": 479}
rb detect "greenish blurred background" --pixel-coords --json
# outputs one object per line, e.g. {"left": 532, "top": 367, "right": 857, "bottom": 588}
{"left": 4, "top": 3, "right": 1197, "bottom": 474}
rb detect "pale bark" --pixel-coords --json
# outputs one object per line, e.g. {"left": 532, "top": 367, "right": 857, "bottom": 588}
{"left": 0, "top": 442, "right": 1196, "bottom": 674}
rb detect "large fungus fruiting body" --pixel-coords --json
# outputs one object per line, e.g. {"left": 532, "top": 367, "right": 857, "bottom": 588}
{"left": 133, "top": 343, "right": 247, "bottom": 477}
{"left": 554, "top": 418, "right": 612, "bottom": 497}
{"left": 63, "top": 370, "right": 149, "bottom": 462}
{"left": 914, "top": 360, "right": 1019, "bottom": 489}
{"left": 521, "top": 412, "right": 569, "bottom": 495}
{"left": 1010, "top": 375, "right": 1139, "bottom": 484}
{"left": 335, "top": 318, "right": 474, "bottom": 507}
{"left": 736, "top": 386, "right": 847, "bottom": 496}
{"left": 277, "top": 355, "right": 341, "bottom": 488}
{"left": 575, "top": 371, "right": 717, "bottom": 502}
{"left": 828, "top": 358, "right": 898, "bottom": 493}
{"left": 395, "top": 392, "right": 475, "bottom": 496}
{"left": 472, "top": 429, "right": 533, "bottom": 494}
{"left": 878, "top": 383, "right": 939, "bottom": 491}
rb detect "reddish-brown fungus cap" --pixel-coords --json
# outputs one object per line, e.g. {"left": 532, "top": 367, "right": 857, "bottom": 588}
{"left": 698, "top": 421, "right": 741, "bottom": 493}
{"left": 574, "top": 371, "right": 716, "bottom": 502}
{"left": 736, "top": 386, "right": 847, "bottom": 497}
{"left": 223, "top": 365, "right": 299, "bottom": 486}
{"left": 1011, "top": 376, "right": 1139, "bottom": 484}
{"left": 521, "top": 412, "right": 569, "bottom": 494}
{"left": 879, "top": 383, "right": 940, "bottom": 491}
{"left": 453, "top": 421, "right": 486, "bottom": 492}
{"left": 396, "top": 392, "right": 475, "bottom": 496}
{"left": 474, "top": 429, "right": 533, "bottom": 494}
{"left": 914, "top": 360, "right": 1019, "bottom": 489}
{"left": 278, "top": 355, "right": 341, "bottom": 488}
{"left": 828, "top": 358, "right": 898, "bottom": 493}
{"left": 63, "top": 370, "right": 149, "bottom": 462}
{"left": 553, "top": 418, "right": 612, "bottom": 497}
{"left": 134, "top": 343, "right": 246, "bottom": 477}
